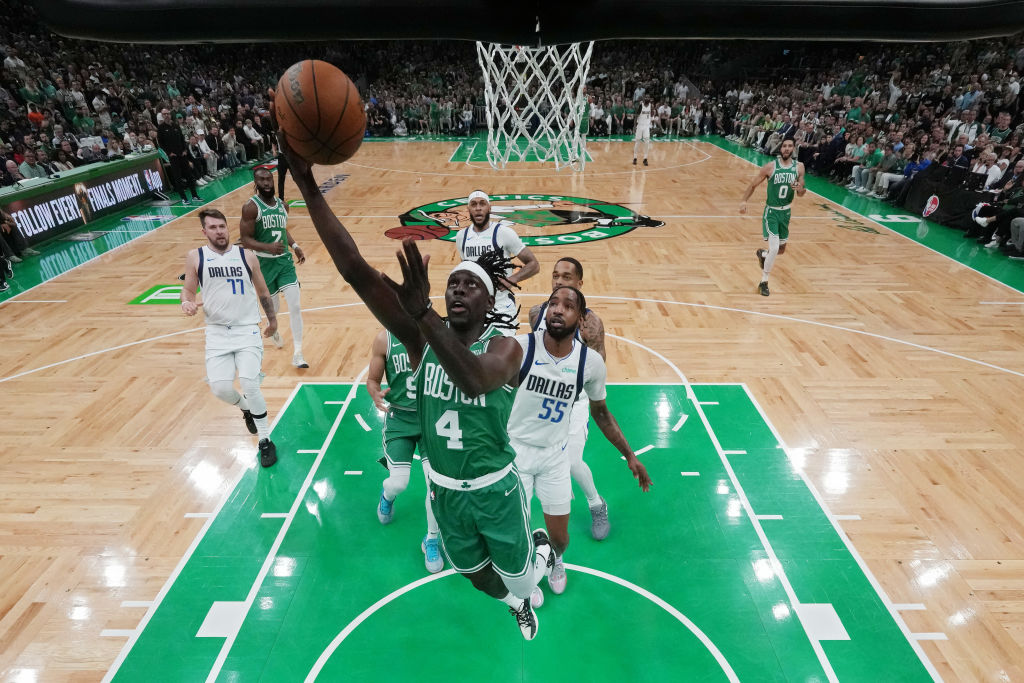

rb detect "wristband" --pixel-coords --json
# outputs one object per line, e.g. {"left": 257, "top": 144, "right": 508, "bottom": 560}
{"left": 290, "top": 243, "right": 299, "bottom": 249}
{"left": 411, "top": 300, "right": 433, "bottom": 320}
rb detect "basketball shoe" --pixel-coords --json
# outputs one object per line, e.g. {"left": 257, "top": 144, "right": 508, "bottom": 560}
{"left": 758, "top": 281, "right": 770, "bottom": 297}
{"left": 241, "top": 409, "right": 257, "bottom": 435}
{"left": 590, "top": 500, "right": 610, "bottom": 540}
{"left": 258, "top": 438, "right": 277, "bottom": 468}
{"left": 422, "top": 535, "right": 443, "bottom": 573}
{"left": 548, "top": 556, "right": 567, "bottom": 594}
{"left": 510, "top": 598, "right": 539, "bottom": 640}
{"left": 377, "top": 491, "right": 394, "bottom": 524}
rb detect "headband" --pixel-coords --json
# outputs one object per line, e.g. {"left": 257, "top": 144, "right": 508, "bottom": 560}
{"left": 468, "top": 190, "right": 490, "bottom": 203}
{"left": 450, "top": 261, "right": 494, "bottom": 297}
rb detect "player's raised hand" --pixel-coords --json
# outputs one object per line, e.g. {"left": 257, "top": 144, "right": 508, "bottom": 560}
{"left": 382, "top": 238, "right": 433, "bottom": 319}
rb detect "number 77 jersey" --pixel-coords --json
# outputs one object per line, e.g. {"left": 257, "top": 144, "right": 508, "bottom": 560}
{"left": 507, "top": 330, "right": 608, "bottom": 449}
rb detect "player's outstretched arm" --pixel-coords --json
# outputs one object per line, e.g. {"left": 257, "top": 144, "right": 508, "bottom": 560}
{"left": 739, "top": 163, "right": 771, "bottom": 214}
{"left": 245, "top": 249, "right": 278, "bottom": 338}
{"left": 180, "top": 249, "right": 201, "bottom": 316}
{"left": 276, "top": 129, "right": 421, "bottom": 356}
{"left": 385, "top": 238, "right": 522, "bottom": 397}
{"left": 366, "top": 329, "right": 391, "bottom": 412}
{"left": 589, "top": 398, "right": 652, "bottom": 491}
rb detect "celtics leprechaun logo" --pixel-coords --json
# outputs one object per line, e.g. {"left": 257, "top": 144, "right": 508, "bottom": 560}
{"left": 387, "top": 194, "right": 664, "bottom": 245}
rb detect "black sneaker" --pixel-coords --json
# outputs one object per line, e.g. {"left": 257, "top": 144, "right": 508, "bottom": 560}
{"left": 758, "top": 281, "right": 770, "bottom": 297}
{"left": 258, "top": 438, "right": 277, "bottom": 468}
{"left": 643, "top": 158, "right": 648, "bottom": 166}
{"left": 2, "top": 258, "right": 11, "bottom": 280}
{"left": 242, "top": 409, "right": 257, "bottom": 434}
{"left": 632, "top": 158, "right": 637, "bottom": 165}
{"left": 756, "top": 249, "right": 765, "bottom": 270}
{"left": 510, "top": 598, "right": 539, "bottom": 640}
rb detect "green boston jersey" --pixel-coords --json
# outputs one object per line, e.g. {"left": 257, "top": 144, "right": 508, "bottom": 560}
{"left": 251, "top": 194, "right": 291, "bottom": 259}
{"left": 766, "top": 158, "right": 799, "bottom": 208}
{"left": 384, "top": 331, "right": 416, "bottom": 411}
{"left": 414, "top": 325, "right": 517, "bottom": 480}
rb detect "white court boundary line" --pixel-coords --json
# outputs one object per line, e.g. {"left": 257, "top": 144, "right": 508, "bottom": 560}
{"left": 703, "top": 139, "right": 1024, "bottom": 296}
{"left": 743, "top": 385, "right": 943, "bottom": 682}
{"left": 101, "top": 381, "right": 306, "bottom": 683}
{"left": 605, "top": 332, "right": 840, "bottom": 682}
{"left": 204, "top": 368, "right": 368, "bottom": 683}
{"left": 8, "top": 291, "right": 1021, "bottom": 386}
{"left": 304, "top": 563, "right": 739, "bottom": 682}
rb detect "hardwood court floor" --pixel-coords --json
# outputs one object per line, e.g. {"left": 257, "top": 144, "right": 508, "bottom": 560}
{"left": 2, "top": 137, "right": 1024, "bottom": 681}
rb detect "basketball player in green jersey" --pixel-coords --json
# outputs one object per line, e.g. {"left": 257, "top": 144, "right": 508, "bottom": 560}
{"left": 239, "top": 167, "right": 309, "bottom": 367}
{"left": 739, "top": 137, "right": 805, "bottom": 296}
{"left": 276, "top": 121, "right": 554, "bottom": 641}
{"left": 367, "top": 328, "right": 444, "bottom": 574}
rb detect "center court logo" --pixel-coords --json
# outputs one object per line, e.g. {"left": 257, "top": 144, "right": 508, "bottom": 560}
{"left": 388, "top": 194, "right": 664, "bottom": 245}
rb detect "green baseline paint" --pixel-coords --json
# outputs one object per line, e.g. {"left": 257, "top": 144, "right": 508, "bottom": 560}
{"left": 110, "top": 384, "right": 931, "bottom": 682}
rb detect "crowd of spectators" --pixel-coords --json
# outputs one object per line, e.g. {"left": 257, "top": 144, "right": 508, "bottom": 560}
{"left": 4, "top": 0, "right": 1024, "bottom": 260}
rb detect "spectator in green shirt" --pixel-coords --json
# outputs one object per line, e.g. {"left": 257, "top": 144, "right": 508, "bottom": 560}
{"left": 18, "top": 149, "right": 49, "bottom": 179}
{"left": 848, "top": 140, "right": 881, "bottom": 191}
{"left": 72, "top": 105, "right": 95, "bottom": 135}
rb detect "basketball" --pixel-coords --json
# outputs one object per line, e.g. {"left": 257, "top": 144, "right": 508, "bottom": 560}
{"left": 384, "top": 225, "right": 450, "bottom": 241}
{"left": 275, "top": 60, "right": 366, "bottom": 165}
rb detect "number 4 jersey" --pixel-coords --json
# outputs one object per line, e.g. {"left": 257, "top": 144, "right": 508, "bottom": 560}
{"left": 507, "top": 329, "right": 607, "bottom": 449}
{"left": 414, "top": 325, "right": 519, "bottom": 480}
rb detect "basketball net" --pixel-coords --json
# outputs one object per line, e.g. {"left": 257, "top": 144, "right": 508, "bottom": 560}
{"left": 476, "top": 41, "right": 594, "bottom": 171}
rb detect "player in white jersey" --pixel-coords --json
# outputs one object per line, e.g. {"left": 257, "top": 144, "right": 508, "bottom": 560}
{"left": 454, "top": 190, "right": 539, "bottom": 334}
{"left": 633, "top": 96, "right": 653, "bottom": 166}
{"left": 529, "top": 257, "right": 611, "bottom": 540}
{"left": 511, "top": 285, "right": 652, "bottom": 597}
{"left": 181, "top": 208, "right": 280, "bottom": 468}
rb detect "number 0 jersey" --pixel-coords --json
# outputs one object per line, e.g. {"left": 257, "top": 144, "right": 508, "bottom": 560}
{"left": 197, "top": 245, "right": 260, "bottom": 327}
{"left": 414, "top": 325, "right": 518, "bottom": 480}
{"left": 766, "top": 158, "right": 798, "bottom": 209}
{"left": 508, "top": 330, "right": 607, "bottom": 449}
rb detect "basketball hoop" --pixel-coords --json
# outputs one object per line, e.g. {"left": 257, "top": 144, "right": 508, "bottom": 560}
{"left": 476, "top": 41, "right": 594, "bottom": 172}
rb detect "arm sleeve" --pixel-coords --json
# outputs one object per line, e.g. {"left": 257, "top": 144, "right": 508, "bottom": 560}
{"left": 583, "top": 349, "right": 608, "bottom": 401}
{"left": 497, "top": 222, "right": 526, "bottom": 258}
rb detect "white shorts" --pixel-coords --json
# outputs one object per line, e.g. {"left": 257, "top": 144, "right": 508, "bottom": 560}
{"left": 205, "top": 324, "right": 263, "bottom": 382}
{"left": 512, "top": 439, "right": 571, "bottom": 515}
{"left": 634, "top": 125, "right": 651, "bottom": 142}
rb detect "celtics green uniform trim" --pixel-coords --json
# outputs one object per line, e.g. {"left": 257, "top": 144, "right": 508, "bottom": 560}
{"left": 251, "top": 194, "right": 298, "bottom": 295}
{"left": 762, "top": 158, "right": 798, "bottom": 242}
{"left": 381, "top": 331, "right": 419, "bottom": 468}
{"left": 415, "top": 324, "right": 533, "bottom": 576}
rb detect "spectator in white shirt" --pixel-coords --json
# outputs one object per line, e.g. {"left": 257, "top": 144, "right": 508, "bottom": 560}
{"left": 242, "top": 119, "right": 265, "bottom": 158}
{"left": 196, "top": 131, "right": 219, "bottom": 177}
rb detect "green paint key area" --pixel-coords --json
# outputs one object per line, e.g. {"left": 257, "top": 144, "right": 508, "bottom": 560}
{"left": 112, "top": 384, "right": 931, "bottom": 682}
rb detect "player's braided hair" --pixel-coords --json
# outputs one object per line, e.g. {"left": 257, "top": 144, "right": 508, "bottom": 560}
{"left": 475, "top": 250, "right": 521, "bottom": 332}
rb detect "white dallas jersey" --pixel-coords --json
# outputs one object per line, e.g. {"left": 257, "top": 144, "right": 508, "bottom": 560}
{"left": 198, "top": 245, "right": 260, "bottom": 327}
{"left": 508, "top": 329, "right": 606, "bottom": 448}
{"left": 455, "top": 220, "right": 525, "bottom": 313}
{"left": 636, "top": 103, "right": 653, "bottom": 130}
{"left": 534, "top": 301, "right": 593, "bottom": 434}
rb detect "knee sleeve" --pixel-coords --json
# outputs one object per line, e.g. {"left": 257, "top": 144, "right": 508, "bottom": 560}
{"left": 763, "top": 233, "right": 780, "bottom": 275}
{"left": 239, "top": 376, "right": 267, "bottom": 415}
{"left": 210, "top": 380, "right": 241, "bottom": 406}
{"left": 382, "top": 466, "right": 411, "bottom": 500}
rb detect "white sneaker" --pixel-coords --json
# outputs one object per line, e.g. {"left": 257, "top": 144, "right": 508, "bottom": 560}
{"left": 510, "top": 599, "right": 538, "bottom": 640}
{"left": 271, "top": 331, "right": 283, "bottom": 348}
{"left": 196, "top": 178, "right": 207, "bottom": 186}
{"left": 292, "top": 352, "right": 309, "bottom": 368}
{"left": 530, "top": 586, "right": 544, "bottom": 608}
{"left": 985, "top": 238, "right": 1001, "bottom": 248}
{"left": 548, "top": 556, "right": 567, "bottom": 595}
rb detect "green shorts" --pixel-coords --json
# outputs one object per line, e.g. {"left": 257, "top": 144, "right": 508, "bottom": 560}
{"left": 256, "top": 254, "right": 298, "bottom": 295}
{"left": 382, "top": 408, "right": 419, "bottom": 468}
{"left": 430, "top": 469, "right": 533, "bottom": 577}
{"left": 762, "top": 206, "right": 791, "bottom": 243}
